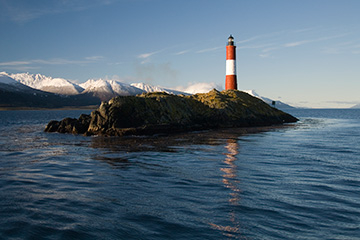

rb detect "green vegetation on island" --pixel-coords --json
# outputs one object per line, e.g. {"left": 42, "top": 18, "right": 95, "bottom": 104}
{"left": 45, "top": 89, "right": 298, "bottom": 136}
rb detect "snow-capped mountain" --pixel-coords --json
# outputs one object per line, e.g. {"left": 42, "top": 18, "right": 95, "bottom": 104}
{"left": 10, "top": 72, "right": 83, "bottom": 95}
{"left": 0, "top": 72, "right": 37, "bottom": 92}
{"left": 1, "top": 72, "right": 296, "bottom": 109}
{"left": 0, "top": 72, "right": 99, "bottom": 109}
{"left": 131, "top": 82, "right": 187, "bottom": 95}
{"left": 351, "top": 103, "right": 360, "bottom": 109}
{"left": 80, "top": 79, "right": 144, "bottom": 101}
{"left": 0, "top": 72, "right": 17, "bottom": 84}
{"left": 242, "top": 90, "right": 295, "bottom": 109}
{"left": 243, "top": 90, "right": 269, "bottom": 100}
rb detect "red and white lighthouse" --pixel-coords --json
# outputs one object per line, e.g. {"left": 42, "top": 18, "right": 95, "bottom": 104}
{"left": 225, "top": 35, "right": 237, "bottom": 90}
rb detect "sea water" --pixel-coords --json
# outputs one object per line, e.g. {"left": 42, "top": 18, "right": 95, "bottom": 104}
{"left": 0, "top": 109, "right": 359, "bottom": 239}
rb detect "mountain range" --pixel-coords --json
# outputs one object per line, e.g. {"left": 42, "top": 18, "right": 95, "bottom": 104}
{"left": 0, "top": 72, "right": 295, "bottom": 109}
{"left": 0, "top": 72, "right": 100, "bottom": 109}
{"left": 10, "top": 73, "right": 84, "bottom": 95}
{"left": 242, "top": 90, "right": 295, "bottom": 109}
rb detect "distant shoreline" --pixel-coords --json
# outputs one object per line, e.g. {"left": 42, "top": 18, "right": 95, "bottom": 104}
{"left": 0, "top": 105, "right": 99, "bottom": 111}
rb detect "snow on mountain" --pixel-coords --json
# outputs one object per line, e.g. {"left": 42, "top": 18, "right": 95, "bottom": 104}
{"left": 2, "top": 72, "right": 296, "bottom": 108}
{"left": 242, "top": 90, "right": 261, "bottom": 98}
{"left": 0, "top": 72, "right": 39, "bottom": 93}
{"left": 242, "top": 89, "right": 294, "bottom": 109}
{"left": 80, "top": 79, "right": 144, "bottom": 101}
{"left": 351, "top": 103, "right": 360, "bottom": 109}
{"left": 10, "top": 72, "right": 83, "bottom": 95}
{"left": 131, "top": 82, "right": 187, "bottom": 95}
{"left": 0, "top": 72, "right": 18, "bottom": 84}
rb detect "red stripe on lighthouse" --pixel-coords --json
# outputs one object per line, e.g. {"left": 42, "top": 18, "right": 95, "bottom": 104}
{"left": 226, "top": 75, "right": 237, "bottom": 90}
{"left": 226, "top": 45, "right": 236, "bottom": 60}
{"left": 225, "top": 35, "right": 237, "bottom": 90}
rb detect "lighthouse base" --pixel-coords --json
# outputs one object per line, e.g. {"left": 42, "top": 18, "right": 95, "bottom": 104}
{"left": 225, "top": 75, "right": 237, "bottom": 90}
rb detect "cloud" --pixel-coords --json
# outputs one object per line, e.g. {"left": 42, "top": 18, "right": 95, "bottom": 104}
{"left": 238, "top": 43, "right": 274, "bottom": 50}
{"left": 175, "top": 82, "right": 222, "bottom": 94}
{"left": 284, "top": 34, "right": 348, "bottom": 48}
{"left": 0, "top": 56, "right": 104, "bottom": 70}
{"left": 292, "top": 27, "right": 319, "bottom": 33}
{"left": 0, "top": 60, "right": 40, "bottom": 71}
{"left": 0, "top": 0, "right": 120, "bottom": 23}
{"left": 0, "top": 61, "right": 31, "bottom": 66}
{"left": 32, "top": 58, "right": 89, "bottom": 65}
{"left": 31, "top": 56, "right": 104, "bottom": 65}
{"left": 284, "top": 40, "right": 312, "bottom": 47}
{"left": 196, "top": 46, "right": 222, "bottom": 54}
{"left": 259, "top": 47, "right": 279, "bottom": 58}
{"left": 175, "top": 50, "right": 190, "bottom": 55}
{"left": 85, "top": 56, "right": 105, "bottom": 61}
{"left": 0, "top": 66, "right": 40, "bottom": 72}
{"left": 137, "top": 49, "right": 166, "bottom": 64}
{"left": 108, "top": 61, "right": 124, "bottom": 65}
{"left": 259, "top": 53, "right": 270, "bottom": 58}
{"left": 137, "top": 51, "right": 158, "bottom": 59}
{"left": 236, "top": 36, "right": 261, "bottom": 44}
{"left": 224, "top": 30, "right": 350, "bottom": 59}
{"left": 262, "top": 47, "right": 278, "bottom": 53}
{"left": 326, "top": 100, "right": 360, "bottom": 105}
{"left": 322, "top": 40, "right": 360, "bottom": 55}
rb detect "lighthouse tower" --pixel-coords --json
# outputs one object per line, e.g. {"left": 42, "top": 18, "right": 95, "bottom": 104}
{"left": 225, "top": 35, "right": 237, "bottom": 90}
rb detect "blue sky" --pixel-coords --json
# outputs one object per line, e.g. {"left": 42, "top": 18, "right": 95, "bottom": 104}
{"left": 1, "top": 0, "right": 360, "bottom": 108}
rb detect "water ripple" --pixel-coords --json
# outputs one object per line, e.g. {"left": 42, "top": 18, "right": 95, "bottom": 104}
{"left": 1, "top": 110, "right": 360, "bottom": 239}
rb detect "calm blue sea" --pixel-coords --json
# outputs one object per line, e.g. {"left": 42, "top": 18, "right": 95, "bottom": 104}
{"left": 0, "top": 108, "right": 359, "bottom": 240}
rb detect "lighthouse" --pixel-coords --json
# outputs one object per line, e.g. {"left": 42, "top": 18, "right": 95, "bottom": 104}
{"left": 225, "top": 35, "right": 237, "bottom": 90}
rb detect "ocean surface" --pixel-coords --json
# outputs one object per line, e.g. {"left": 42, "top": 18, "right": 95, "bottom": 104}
{"left": 0, "top": 108, "right": 359, "bottom": 240}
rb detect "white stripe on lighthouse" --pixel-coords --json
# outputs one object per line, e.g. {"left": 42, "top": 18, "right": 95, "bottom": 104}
{"left": 226, "top": 59, "right": 236, "bottom": 75}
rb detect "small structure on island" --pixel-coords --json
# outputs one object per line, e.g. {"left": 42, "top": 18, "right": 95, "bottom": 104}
{"left": 225, "top": 35, "right": 237, "bottom": 90}
{"left": 272, "top": 101, "right": 276, "bottom": 108}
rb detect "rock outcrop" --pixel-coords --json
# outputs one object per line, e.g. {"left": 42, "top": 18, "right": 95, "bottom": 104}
{"left": 45, "top": 89, "right": 298, "bottom": 136}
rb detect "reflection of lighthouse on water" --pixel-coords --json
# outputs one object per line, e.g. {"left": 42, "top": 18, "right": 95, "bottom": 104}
{"left": 222, "top": 139, "right": 241, "bottom": 205}
{"left": 209, "top": 138, "right": 242, "bottom": 237}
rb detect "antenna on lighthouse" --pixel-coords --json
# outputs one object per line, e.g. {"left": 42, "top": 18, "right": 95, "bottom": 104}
{"left": 225, "top": 35, "right": 237, "bottom": 90}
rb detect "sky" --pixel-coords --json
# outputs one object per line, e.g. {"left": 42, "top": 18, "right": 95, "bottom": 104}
{"left": 0, "top": 0, "right": 360, "bottom": 108}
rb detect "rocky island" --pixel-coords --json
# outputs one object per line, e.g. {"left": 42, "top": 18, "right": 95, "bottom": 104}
{"left": 44, "top": 89, "right": 298, "bottom": 136}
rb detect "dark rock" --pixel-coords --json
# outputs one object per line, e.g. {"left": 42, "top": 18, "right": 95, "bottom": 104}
{"left": 44, "top": 89, "right": 298, "bottom": 136}
{"left": 45, "top": 114, "right": 91, "bottom": 134}
{"left": 44, "top": 120, "right": 60, "bottom": 132}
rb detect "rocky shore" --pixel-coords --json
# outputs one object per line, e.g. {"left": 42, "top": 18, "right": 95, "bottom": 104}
{"left": 44, "top": 89, "right": 298, "bottom": 136}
